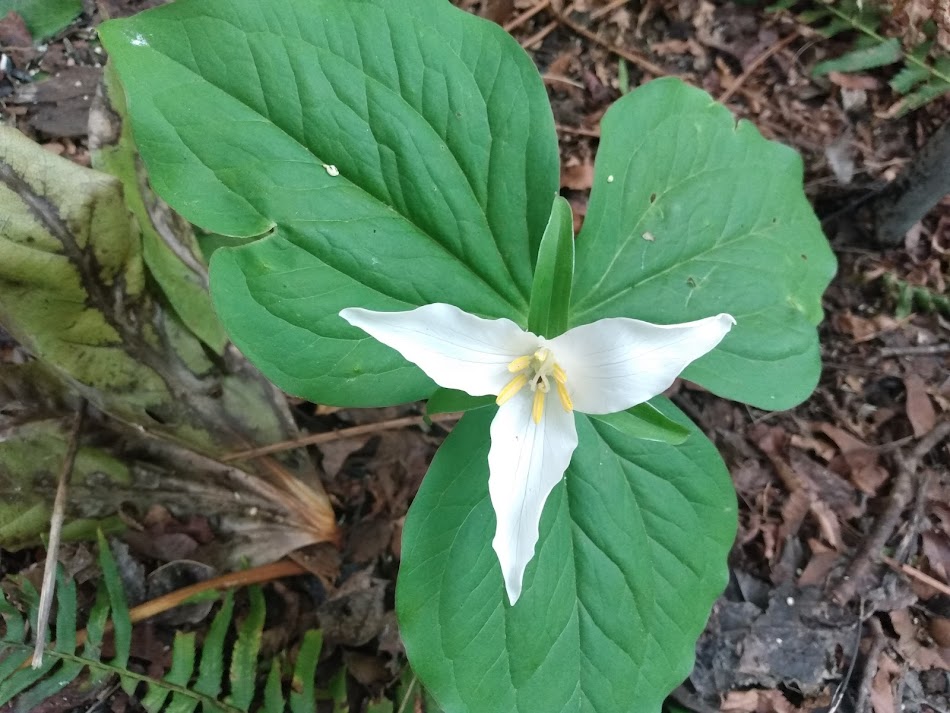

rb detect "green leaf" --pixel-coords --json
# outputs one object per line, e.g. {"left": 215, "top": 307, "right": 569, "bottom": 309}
{"left": 589, "top": 399, "right": 689, "bottom": 444}
{"left": 571, "top": 78, "right": 836, "bottom": 410}
{"left": 527, "top": 197, "right": 574, "bottom": 338}
{"left": 896, "top": 78, "right": 950, "bottom": 114}
{"left": 795, "top": 8, "right": 830, "bottom": 24}
{"left": 261, "top": 658, "right": 286, "bottom": 713}
{"left": 398, "top": 404, "right": 736, "bottom": 713}
{"left": 426, "top": 388, "right": 495, "bottom": 418}
{"left": 813, "top": 38, "right": 903, "bottom": 75}
{"left": 227, "top": 586, "right": 265, "bottom": 711}
{"left": 0, "top": 0, "right": 81, "bottom": 41}
{"left": 97, "top": 531, "right": 131, "bottom": 673}
{"left": 290, "top": 630, "right": 322, "bottom": 713}
{"left": 99, "top": 0, "right": 559, "bottom": 406}
{"left": 890, "top": 64, "right": 930, "bottom": 93}
{"left": 194, "top": 592, "right": 234, "bottom": 699}
{"left": 815, "top": 16, "right": 855, "bottom": 38}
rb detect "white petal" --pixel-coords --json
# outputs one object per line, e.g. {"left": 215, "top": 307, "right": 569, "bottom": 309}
{"left": 549, "top": 313, "right": 736, "bottom": 414}
{"left": 340, "top": 304, "right": 539, "bottom": 396}
{"left": 488, "top": 392, "right": 578, "bottom": 604}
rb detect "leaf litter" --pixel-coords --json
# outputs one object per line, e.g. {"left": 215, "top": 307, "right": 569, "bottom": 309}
{"left": 1, "top": 0, "right": 949, "bottom": 711}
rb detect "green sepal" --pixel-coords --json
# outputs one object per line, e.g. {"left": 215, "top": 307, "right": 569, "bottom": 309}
{"left": 527, "top": 197, "right": 574, "bottom": 338}
{"left": 426, "top": 388, "right": 496, "bottom": 418}
{"left": 588, "top": 398, "right": 690, "bottom": 445}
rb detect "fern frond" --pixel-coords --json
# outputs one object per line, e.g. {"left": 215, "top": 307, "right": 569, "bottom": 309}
{"left": 813, "top": 37, "right": 902, "bottom": 74}
{"left": 774, "top": 1, "right": 950, "bottom": 110}
{"left": 883, "top": 273, "right": 950, "bottom": 318}
{"left": 0, "top": 535, "right": 327, "bottom": 712}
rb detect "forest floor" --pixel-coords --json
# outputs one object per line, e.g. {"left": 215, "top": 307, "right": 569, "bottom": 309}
{"left": 1, "top": 0, "right": 948, "bottom": 712}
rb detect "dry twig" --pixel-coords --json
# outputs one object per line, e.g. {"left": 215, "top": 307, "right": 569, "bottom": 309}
{"left": 551, "top": 6, "right": 671, "bottom": 77}
{"left": 503, "top": 0, "right": 550, "bottom": 31}
{"left": 719, "top": 33, "right": 798, "bottom": 103}
{"left": 520, "top": 2, "right": 575, "bottom": 48}
{"left": 883, "top": 556, "right": 950, "bottom": 597}
{"left": 555, "top": 122, "right": 601, "bottom": 137}
{"left": 223, "top": 412, "right": 461, "bottom": 462}
{"left": 833, "top": 420, "right": 950, "bottom": 603}
{"left": 71, "top": 559, "right": 307, "bottom": 650}
{"left": 854, "top": 617, "right": 887, "bottom": 713}
{"left": 32, "top": 402, "right": 86, "bottom": 668}
{"left": 878, "top": 343, "right": 950, "bottom": 358}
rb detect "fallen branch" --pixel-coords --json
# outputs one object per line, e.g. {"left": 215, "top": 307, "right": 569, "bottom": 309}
{"left": 832, "top": 420, "right": 950, "bottom": 603}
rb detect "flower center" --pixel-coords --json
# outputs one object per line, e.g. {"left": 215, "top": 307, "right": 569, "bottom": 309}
{"left": 496, "top": 347, "right": 573, "bottom": 423}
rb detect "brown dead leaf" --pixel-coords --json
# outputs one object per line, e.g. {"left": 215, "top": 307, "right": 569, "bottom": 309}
{"left": 560, "top": 160, "right": 594, "bottom": 190}
{"left": 319, "top": 434, "right": 371, "bottom": 478}
{"left": 346, "top": 517, "right": 394, "bottom": 564}
{"left": 827, "top": 71, "right": 880, "bottom": 90}
{"left": 904, "top": 373, "right": 937, "bottom": 437}
{"left": 721, "top": 690, "right": 760, "bottom": 712}
{"left": 810, "top": 501, "right": 844, "bottom": 550}
{"left": 818, "top": 423, "right": 889, "bottom": 494}
{"left": 870, "top": 661, "right": 897, "bottom": 713}
{"left": 787, "top": 449, "right": 861, "bottom": 517}
{"left": 831, "top": 311, "right": 900, "bottom": 342}
{"left": 318, "top": 569, "right": 388, "bottom": 647}
{"left": 930, "top": 618, "right": 950, "bottom": 648}
{"left": 921, "top": 530, "right": 950, "bottom": 581}
{"left": 481, "top": 0, "right": 515, "bottom": 24}
{"left": 798, "top": 551, "right": 841, "bottom": 586}
{"left": 722, "top": 689, "right": 797, "bottom": 713}
{"left": 342, "top": 650, "right": 390, "bottom": 688}
{"left": 890, "top": 608, "right": 950, "bottom": 671}
{"left": 12, "top": 66, "right": 102, "bottom": 137}
{"left": 0, "top": 11, "right": 36, "bottom": 67}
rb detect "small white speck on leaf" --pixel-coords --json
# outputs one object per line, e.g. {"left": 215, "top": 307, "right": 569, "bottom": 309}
{"left": 607, "top": 175, "right": 615, "bottom": 182}
{"left": 775, "top": 638, "right": 783, "bottom": 644}
{"left": 323, "top": 163, "right": 340, "bottom": 176}
{"left": 786, "top": 597, "right": 794, "bottom": 606}
{"left": 642, "top": 232, "right": 655, "bottom": 242}
{"left": 130, "top": 33, "right": 148, "bottom": 47}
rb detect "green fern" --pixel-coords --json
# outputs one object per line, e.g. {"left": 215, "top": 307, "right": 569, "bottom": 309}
{"left": 0, "top": 532, "right": 328, "bottom": 712}
{"left": 771, "top": 1, "right": 950, "bottom": 114}
{"left": 882, "top": 273, "right": 950, "bottom": 318}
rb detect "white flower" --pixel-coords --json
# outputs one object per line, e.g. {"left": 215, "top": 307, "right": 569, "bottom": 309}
{"left": 340, "top": 304, "right": 735, "bottom": 604}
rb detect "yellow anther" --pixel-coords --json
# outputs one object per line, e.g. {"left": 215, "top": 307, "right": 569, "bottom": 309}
{"left": 496, "top": 373, "right": 528, "bottom": 406}
{"left": 555, "top": 380, "right": 573, "bottom": 412}
{"left": 507, "top": 355, "right": 532, "bottom": 373}
{"left": 497, "top": 348, "right": 571, "bottom": 421}
{"left": 532, "top": 388, "right": 545, "bottom": 424}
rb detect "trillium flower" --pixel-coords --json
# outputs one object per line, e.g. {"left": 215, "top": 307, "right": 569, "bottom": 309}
{"left": 340, "top": 303, "right": 735, "bottom": 604}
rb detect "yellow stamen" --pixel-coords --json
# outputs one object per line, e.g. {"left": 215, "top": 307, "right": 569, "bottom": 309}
{"left": 507, "top": 355, "right": 532, "bottom": 372}
{"left": 496, "top": 373, "right": 528, "bottom": 405}
{"left": 532, "top": 388, "right": 545, "bottom": 424}
{"left": 552, "top": 363, "right": 567, "bottom": 384}
{"left": 555, "top": 380, "right": 573, "bottom": 412}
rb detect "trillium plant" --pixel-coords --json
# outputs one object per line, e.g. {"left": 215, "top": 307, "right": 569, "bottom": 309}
{"left": 341, "top": 303, "right": 736, "bottom": 603}
{"left": 101, "top": 0, "right": 836, "bottom": 710}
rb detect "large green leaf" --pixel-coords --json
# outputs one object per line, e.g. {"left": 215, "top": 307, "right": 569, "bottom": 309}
{"left": 0, "top": 0, "right": 81, "bottom": 41}
{"left": 572, "top": 79, "right": 836, "bottom": 410}
{"left": 99, "top": 0, "right": 559, "bottom": 406}
{"left": 398, "top": 400, "right": 736, "bottom": 713}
